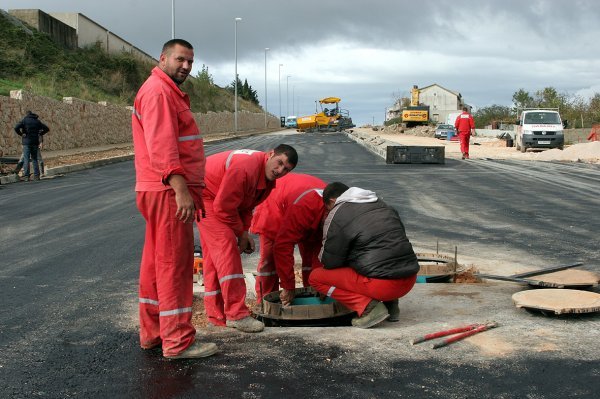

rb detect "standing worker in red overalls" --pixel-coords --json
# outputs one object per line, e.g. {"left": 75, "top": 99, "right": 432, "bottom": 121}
{"left": 454, "top": 106, "right": 476, "bottom": 159}
{"left": 250, "top": 173, "right": 327, "bottom": 302}
{"left": 197, "top": 146, "right": 298, "bottom": 333}
{"left": 132, "top": 39, "right": 217, "bottom": 359}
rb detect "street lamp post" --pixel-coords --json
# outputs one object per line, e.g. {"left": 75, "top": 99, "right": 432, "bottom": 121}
{"left": 286, "top": 75, "right": 291, "bottom": 117}
{"left": 234, "top": 17, "right": 242, "bottom": 133}
{"left": 292, "top": 85, "right": 295, "bottom": 116}
{"left": 278, "top": 64, "right": 283, "bottom": 120}
{"left": 264, "top": 48, "right": 269, "bottom": 128}
{"left": 171, "top": 0, "right": 175, "bottom": 39}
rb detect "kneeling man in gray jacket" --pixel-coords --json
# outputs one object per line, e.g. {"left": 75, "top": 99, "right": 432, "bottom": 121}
{"left": 309, "top": 182, "right": 420, "bottom": 328}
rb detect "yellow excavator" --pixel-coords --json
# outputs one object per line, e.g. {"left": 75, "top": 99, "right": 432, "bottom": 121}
{"left": 296, "top": 97, "right": 355, "bottom": 133}
{"left": 401, "top": 85, "right": 429, "bottom": 127}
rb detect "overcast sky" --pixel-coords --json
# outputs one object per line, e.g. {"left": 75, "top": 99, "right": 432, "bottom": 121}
{"left": 4, "top": 0, "right": 600, "bottom": 125}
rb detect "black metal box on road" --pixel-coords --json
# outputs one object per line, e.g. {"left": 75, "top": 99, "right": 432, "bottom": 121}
{"left": 386, "top": 146, "right": 445, "bottom": 164}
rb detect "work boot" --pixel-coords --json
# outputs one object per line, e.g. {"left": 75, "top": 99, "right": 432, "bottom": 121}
{"left": 164, "top": 341, "right": 218, "bottom": 360}
{"left": 32, "top": 175, "right": 40, "bottom": 181}
{"left": 384, "top": 299, "right": 400, "bottom": 322}
{"left": 351, "top": 300, "right": 389, "bottom": 329}
{"left": 226, "top": 316, "right": 264, "bottom": 333}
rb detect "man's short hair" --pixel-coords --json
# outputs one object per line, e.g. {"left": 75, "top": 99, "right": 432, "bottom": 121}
{"left": 162, "top": 39, "right": 194, "bottom": 54}
{"left": 323, "top": 182, "right": 349, "bottom": 204}
{"left": 462, "top": 106, "right": 468, "bottom": 112}
{"left": 273, "top": 144, "right": 298, "bottom": 166}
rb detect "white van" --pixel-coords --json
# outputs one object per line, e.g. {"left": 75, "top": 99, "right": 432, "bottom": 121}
{"left": 284, "top": 116, "right": 297, "bottom": 129}
{"left": 514, "top": 108, "right": 566, "bottom": 152}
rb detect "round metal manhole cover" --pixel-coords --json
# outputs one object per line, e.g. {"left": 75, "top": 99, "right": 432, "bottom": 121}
{"left": 256, "top": 287, "right": 355, "bottom": 327}
{"left": 512, "top": 289, "right": 600, "bottom": 316}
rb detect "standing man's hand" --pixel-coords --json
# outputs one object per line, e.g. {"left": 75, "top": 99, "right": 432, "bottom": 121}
{"left": 237, "top": 231, "right": 255, "bottom": 254}
{"left": 168, "top": 174, "right": 195, "bottom": 223}
{"left": 280, "top": 288, "right": 295, "bottom": 307}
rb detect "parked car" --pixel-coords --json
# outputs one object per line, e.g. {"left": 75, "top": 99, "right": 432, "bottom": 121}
{"left": 434, "top": 124, "right": 455, "bottom": 139}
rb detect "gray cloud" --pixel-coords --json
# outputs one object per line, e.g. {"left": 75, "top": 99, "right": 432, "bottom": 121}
{"left": 4, "top": 0, "right": 600, "bottom": 125}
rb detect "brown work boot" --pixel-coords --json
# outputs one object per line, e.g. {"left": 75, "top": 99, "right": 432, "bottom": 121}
{"left": 351, "top": 300, "right": 389, "bottom": 329}
{"left": 226, "top": 316, "right": 264, "bottom": 333}
{"left": 164, "top": 341, "right": 218, "bottom": 360}
{"left": 384, "top": 299, "right": 400, "bottom": 322}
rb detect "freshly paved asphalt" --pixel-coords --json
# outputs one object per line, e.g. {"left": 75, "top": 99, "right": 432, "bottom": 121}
{"left": 1, "top": 132, "right": 599, "bottom": 398}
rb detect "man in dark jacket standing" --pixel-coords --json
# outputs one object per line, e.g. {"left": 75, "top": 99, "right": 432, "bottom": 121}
{"left": 14, "top": 111, "right": 49, "bottom": 181}
{"left": 309, "top": 182, "right": 419, "bottom": 329}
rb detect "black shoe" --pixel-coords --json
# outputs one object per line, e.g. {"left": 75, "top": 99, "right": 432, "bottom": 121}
{"left": 384, "top": 299, "right": 400, "bottom": 322}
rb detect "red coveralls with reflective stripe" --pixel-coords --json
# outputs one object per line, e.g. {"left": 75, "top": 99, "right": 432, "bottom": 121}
{"left": 454, "top": 111, "right": 475, "bottom": 158}
{"left": 132, "top": 67, "right": 205, "bottom": 356}
{"left": 250, "top": 173, "right": 326, "bottom": 299}
{"left": 197, "top": 150, "right": 275, "bottom": 325}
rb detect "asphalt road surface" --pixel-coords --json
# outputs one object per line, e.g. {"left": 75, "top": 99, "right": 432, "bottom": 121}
{"left": 1, "top": 132, "right": 599, "bottom": 398}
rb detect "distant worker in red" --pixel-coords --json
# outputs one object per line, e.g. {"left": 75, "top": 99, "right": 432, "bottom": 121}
{"left": 197, "top": 146, "right": 298, "bottom": 333}
{"left": 250, "top": 173, "right": 327, "bottom": 303}
{"left": 454, "top": 106, "right": 476, "bottom": 159}
{"left": 132, "top": 39, "right": 217, "bottom": 359}
{"left": 310, "top": 182, "right": 420, "bottom": 329}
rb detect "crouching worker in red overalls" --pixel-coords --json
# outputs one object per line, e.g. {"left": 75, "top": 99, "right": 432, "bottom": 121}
{"left": 309, "top": 182, "right": 420, "bottom": 329}
{"left": 133, "top": 39, "right": 217, "bottom": 359}
{"left": 249, "top": 173, "right": 327, "bottom": 302}
{"left": 197, "top": 146, "right": 298, "bottom": 332}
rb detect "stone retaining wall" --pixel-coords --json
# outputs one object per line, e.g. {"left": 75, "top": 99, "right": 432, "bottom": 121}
{"left": 0, "top": 90, "right": 279, "bottom": 156}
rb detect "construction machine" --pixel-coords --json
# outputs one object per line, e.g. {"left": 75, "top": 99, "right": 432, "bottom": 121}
{"left": 402, "top": 85, "right": 430, "bottom": 127}
{"left": 296, "top": 97, "right": 355, "bottom": 133}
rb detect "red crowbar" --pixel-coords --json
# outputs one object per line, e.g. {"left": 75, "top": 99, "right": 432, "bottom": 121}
{"left": 410, "top": 322, "right": 498, "bottom": 349}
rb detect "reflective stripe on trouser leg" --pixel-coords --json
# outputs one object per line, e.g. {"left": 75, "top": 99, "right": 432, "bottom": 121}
{"left": 255, "top": 235, "right": 279, "bottom": 300}
{"left": 136, "top": 191, "right": 196, "bottom": 356}
{"left": 198, "top": 201, "right": 251, "bottom": 322}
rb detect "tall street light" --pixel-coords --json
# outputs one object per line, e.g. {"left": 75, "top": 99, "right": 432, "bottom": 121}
{"left": 264, "top": 47, "right": 269, "bottom": 128}
{"left": 171, "top": 0, "right": 175, "bottom": 38}
{"left": 292, "top": 85, "right": 295, "bottom": 116}
{"left": 234, "top": 17, "right": 242, "bottom": 133}
{"left": 278, "top": 64, "right": 283, "bottom": 120}
{"left": 286, "top": 75, "right": 291, "bottom": 117}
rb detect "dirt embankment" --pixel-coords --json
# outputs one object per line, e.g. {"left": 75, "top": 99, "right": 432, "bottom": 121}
{"left": 359, "top": 126, "right": 600, "bottom": 163}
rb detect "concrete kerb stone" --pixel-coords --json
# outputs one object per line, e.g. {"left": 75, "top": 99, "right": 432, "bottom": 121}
{"left": 344, "top": 130, "right": 394, "bottom": 160}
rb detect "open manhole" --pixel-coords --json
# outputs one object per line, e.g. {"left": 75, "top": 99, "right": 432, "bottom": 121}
{"left": 416, "top": 253, "right": 479, "bottom": 283}
{"left": 256, "top": 287, "right": 356, "bottom": 327}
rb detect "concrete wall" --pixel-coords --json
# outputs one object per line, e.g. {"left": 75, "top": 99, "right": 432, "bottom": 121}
{"left": 48, "top": 12, "right": 158, "bottom": 64}
{"left": 475, "top": 127, "right": 591, "bottom": 144}
{"left": 0, "top": 91, "right": 279, "bottom": 156}
{"left": 9, "top": 9, "right": 77, "bottom": 49}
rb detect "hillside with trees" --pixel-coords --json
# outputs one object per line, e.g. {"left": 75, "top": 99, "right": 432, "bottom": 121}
{"left": 475, "top": 87, "right": 600, "bottom": 129}
{"left": 0, "top": 11, "right": 263, "bottom": 114}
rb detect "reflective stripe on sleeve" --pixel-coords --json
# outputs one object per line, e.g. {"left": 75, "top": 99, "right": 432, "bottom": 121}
{"left": 301, "top": 267, "right": 312, "bottom": 272}
{"left": 132, "top": 108, "right": 141, "bottom": 120}
{"left": 293, "top": 188, "right": 323, "bottom": 204}
{"left": 139, "top": 298, "right": 159, "bottom": 306}
{"left": 225, "top": 149, "right": 259, "bottom": 169}
{"left": 159, "top": 307, "right": 192, "bottom": 317}
{"left": 219, "top": 273, "right": 246, "bottom": 284}
{"left": 178, "top": 134, "right": 202, "bottom": 142}
{"left": 326, "top": 286, "right": 336, "bottom": 297}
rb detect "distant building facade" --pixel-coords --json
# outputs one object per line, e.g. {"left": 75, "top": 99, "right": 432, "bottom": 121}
{"left": 386, "top": 83, "right": 471, "bottom": 124}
